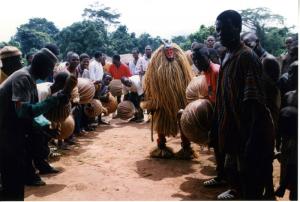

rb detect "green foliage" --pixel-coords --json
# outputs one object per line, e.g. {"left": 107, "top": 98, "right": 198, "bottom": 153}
{"left": 171, "top": 35, "right": 188, "bottom": 49}
{"left": 189, "top": 25, "right": 216, "bottom": 45}
{"left": 83, "top": 2, "right": 120, "bottom": 26}
{"left": 171, "top": 25, "right": 216, "bottom": 50}
{"left": 14, "top": 28, "right": 53, "bottom": 53}
{"left": 13, "top": 18, "right": 58, "bottom": 54}
{"left": 19, "top": 18, "right": 59, "bottom": 37}
{"left": 136, "top": 33, "right": 161, "bottom": 53}
{"left": 110, "top": 25, "right": 135, "bottom": 54}
{"left": 263, "top": 27, "right": 290, "bottom": 56}
{"left": 240, "top": 7, "right": 291, "bottom": 56}
{"left": 56, "top": 20, "right": 109, "bottom": 57}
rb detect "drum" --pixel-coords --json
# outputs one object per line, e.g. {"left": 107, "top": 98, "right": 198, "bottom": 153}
{"left": 186, "top": 75, "right": 208, "bottom": 103}
{"left": 77, "top": 78, "right": 96, "bottom": 104}
{"left": 117, "top": 100, "right": 136, "bottom": 120}
{"left": 102, "top": 93, "right": 118, "bottom": 114}
{"left": 109, "top": 79, "right": 122, "bottom": 97}
{"left": 84, "top": 99, "right": 104, "bottom": 118}
{"left": 180, "top": 99, "right": 213, "bottom": 145}
{"left": 44, "top": 102, "right": 71, "bottom": 122}
{"left": 56, "top": 115, "right": 75, "bottom": 140}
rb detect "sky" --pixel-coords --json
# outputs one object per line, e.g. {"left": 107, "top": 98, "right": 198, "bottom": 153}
{"left": 0, "top": 0, "right": 298, "bottom": 42}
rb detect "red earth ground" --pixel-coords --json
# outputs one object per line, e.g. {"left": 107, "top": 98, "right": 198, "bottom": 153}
{"left": 25, "top": 117, "right": 290, "bottom": 201}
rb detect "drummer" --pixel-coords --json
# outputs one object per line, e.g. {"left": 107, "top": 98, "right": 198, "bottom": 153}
{"left": 108, "top": 55, "right": 131, "bottom": 103}
{"left": 0, "top": 48, "right": 70, "bottom": 200}
{"left": 31, "top": 72, "right": 70, "bottom": 175}
{"left": 121, "top": 75, "right": 144, "bottom": 123}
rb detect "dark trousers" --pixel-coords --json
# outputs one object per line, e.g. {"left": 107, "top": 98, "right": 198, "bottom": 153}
{"left": 72, "top": 105, "right": 86, "bottom": 134}
{"left": 213, "top": 144, "right": 226, "bottom": 180}
{"left": 0, "top": 151, "right": 25, "bottom": 201}
{"left": 127, "top": 92, "right": 144, "bottom": 119}
{"left": 225, "top": 154, "right": 273, "bottom": 200}
{"left": 26, "top": 127, "right": 51, "bottom": 172}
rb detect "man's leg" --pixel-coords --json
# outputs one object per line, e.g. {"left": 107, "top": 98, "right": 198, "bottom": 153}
{"left": 217, "top": 154, "right": 240, "bottom": 200}
{"left": 0, "top": 153, "right": 24, "bottom": 201}
{"left": 203, "top": 144, "right": 226, "bottom": 187}
{"left": 240, "top": 156, "right": 264, "bottom": 200}
{"left": 150, "top": 134, "right": 174, "bottom": 158}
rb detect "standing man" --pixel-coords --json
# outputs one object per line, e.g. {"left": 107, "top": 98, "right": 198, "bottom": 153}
{"left": 242, "top": 32, "right": 281, "bottom": 199}
{"left": 108, "top": 55, "right": 131, "bottom": 80}
{"left": 128, "top": 48, "right": 140, "bottom": 75}
{"left": 0, "top": 48, "right": 69, "bottom": 200}
{"left": 279, "top": 37, "right": 294, "bottom": 75}
{"left": 76, "top": 53, "right": 90, "bottom": 78}
{"left": 0, "top": 46, "right": 22, "bottom": 84}
{"left": 212, "top": 10, "right": 275, "bottom": 200}
{"left": 206, "top": 36, "right": 216, "bottom": 48}
{"left": 67, "top": 52, "right": 80, "bottom": 76}
{"left": 136, "top": 45, "right": 152, "bottom": 79}
{"left": 89, "top": 51, "right": 104, "bottom": 82}
{"left": 100, "top": 54, "right": 112, "bottom": 73}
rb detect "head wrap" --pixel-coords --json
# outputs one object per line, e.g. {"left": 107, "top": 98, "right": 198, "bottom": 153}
{"left": 39, "top": 48, "right": 58, "bottom": 65}
{"left": 0, "top": 46, "right": 22, "bottom": 59}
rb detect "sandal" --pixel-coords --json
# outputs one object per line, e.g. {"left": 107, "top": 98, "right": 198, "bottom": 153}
{"left": 203, "top": 177, "right": 226, "bottom": 187}
{"left": 217, "top": 189, "right": 237, "bottom": 200}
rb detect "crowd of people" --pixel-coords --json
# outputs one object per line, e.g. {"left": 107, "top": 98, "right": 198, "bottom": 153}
{"left": 0, "top": 9, "right": 298, "bottom": 201}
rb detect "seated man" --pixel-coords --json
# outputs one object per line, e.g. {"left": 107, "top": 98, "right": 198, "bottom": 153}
{"left": 121, "top": 75, "right": 144, "bottom": 122}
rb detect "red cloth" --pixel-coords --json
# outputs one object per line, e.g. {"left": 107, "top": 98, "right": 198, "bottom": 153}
{"left": 204, "top": 62, "right": 220, "bottom": 104}
{"left": 108, "top": 64, "right": 132, "bottom": 79}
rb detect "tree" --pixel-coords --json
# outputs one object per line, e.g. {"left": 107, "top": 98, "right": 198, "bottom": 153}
{"left": 13, "top": 18, "right": 59, "bottom": 54}
{"left": 240, "top": 7, "right": 296, "bottom": 56}
{"left": 264, "top": 27, "right": 290, "bottom": 56}
{"left": 56, "top": 20, "right": 109, "bottom": 57}
{"left": 136, "top": 33, "right": 161, "bottom": 53}
{"left": 14, "top": 28, "right": 53, "bottom": 54}
{"left": 240, "top": 8, "right": 285, "bottom": 48}
{"left": 171, "top": 35, "right": 195, "bottom": 50}
{"left": 109, "top": 25, "right": 135, "bottom": 54}
{"left": 18, "top": 18, "right": 59, "bottom": 38}
{"left": 188, "top": 25, "right": 216, "bottom": 45}
{"left": 83, "top": 2, "right": 120, "bottom": 27}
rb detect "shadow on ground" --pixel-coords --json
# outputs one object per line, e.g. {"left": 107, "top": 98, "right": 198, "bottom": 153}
{"left": 135, "top": 158, "right": 198, "bottom": 181}
{"left": 171, "top": 177, "right": 228, "bottom": 200}
{"left": 25, "top": 184, "right": 66, "bottom": 198}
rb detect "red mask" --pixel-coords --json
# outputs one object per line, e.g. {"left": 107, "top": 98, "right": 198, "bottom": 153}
{"left": 161, "top": 40, "right": 174, "bottom": 61}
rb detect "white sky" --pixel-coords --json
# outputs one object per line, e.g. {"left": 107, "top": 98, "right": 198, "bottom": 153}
{"left": 0, "top": 0, "right": 298, "bottom": 42}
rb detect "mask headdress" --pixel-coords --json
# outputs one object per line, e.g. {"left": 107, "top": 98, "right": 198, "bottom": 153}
{"left": 161, "top": 39, "right": 174, "bottom": 61}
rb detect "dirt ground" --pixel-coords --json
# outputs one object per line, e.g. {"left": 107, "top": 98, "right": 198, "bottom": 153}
{"left": 25, "top": 117, "right": 289, "bottom": 201}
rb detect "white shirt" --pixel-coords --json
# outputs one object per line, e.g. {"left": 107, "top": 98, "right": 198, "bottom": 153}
{"left": 77, "top": 67, "right": 90, "bottom": 79}
{"left": 136, "top": 55, "right": 150, "bottom": 75}
{"left": 128, "top": 59, "right": 139, "bottom": 75}
{"left": 35, "top": 82, "right": 52, "bottom": 126}
{"left": 37, "top": 82, "right": 52, "bottom": 101}
{"left": 122, "top": 75, "right": 144, "bottom": 96}
{"left": 89, "top": 59, "right": 104, "bottom": 81}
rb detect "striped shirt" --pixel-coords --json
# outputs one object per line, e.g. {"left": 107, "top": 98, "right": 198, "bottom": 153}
{"left": 214, "top": 43, "right": 265, "bottom": 154}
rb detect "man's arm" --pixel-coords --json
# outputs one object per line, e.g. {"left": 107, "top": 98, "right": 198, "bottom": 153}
{"left": 15, "top": 93, "right": 68, "bottom": 119}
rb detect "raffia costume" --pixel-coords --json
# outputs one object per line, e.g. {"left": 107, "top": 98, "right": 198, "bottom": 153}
{"left": 142, "top": 43, "right": 193, "bottom": 158}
